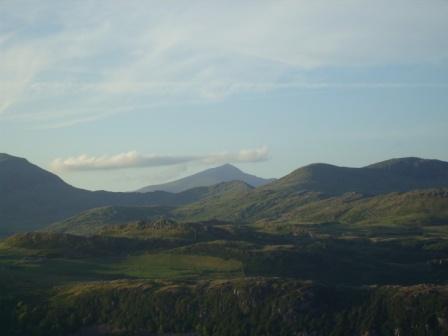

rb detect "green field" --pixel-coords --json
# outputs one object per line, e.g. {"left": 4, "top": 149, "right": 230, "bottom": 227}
{"left": 0, "top": 244, "right": 243, "bottom": 290}
{"left": 102, "top": 253, "right": 243, "bottom": 279}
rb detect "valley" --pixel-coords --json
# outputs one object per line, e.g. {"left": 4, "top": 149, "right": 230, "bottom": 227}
{"left": 1, "top": 154, "right": 448, "bottom": 335}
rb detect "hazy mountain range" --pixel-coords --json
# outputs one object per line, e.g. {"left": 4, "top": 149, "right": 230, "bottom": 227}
{"left": 0, "top": 153, "right": 255, "bottom": 235}
{"left": 2, "top": 153, "right": 448, "bottom": 236}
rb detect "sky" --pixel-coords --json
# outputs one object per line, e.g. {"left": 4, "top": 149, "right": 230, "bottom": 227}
{"left": 1, "top": 0, "right": 448, "bottom": 191}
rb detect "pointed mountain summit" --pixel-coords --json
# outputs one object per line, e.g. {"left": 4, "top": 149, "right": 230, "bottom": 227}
{"left": 137, "top": 164, "right": 275, "bottom": 193}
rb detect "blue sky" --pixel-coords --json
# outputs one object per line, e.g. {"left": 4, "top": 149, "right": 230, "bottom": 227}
{"left": 1, "top": 0, "right": 448, "bottom": 191}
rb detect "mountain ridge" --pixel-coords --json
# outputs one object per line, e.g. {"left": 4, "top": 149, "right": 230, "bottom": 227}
{"left": 267, "top": 157, "right": 448, "bottom": 194}
{"left": 175, "top": 157, "right": 448, "bottom": 223}
{"left": 2, "top": 154, "right": 448, "bottom": 235}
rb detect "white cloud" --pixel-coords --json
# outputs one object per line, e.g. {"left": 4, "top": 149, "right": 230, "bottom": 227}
{"left": 204, "top": 146, "right": 270, "bottom": 165}
{"left": 1, "top": 0, "right": 448, "bottom": 126}
{"left": 50, "top": 147, "right": 270, "bottom": 172}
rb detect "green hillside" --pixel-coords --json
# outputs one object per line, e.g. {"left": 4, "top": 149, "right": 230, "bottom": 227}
{"left": 174, "top": 157, "right": 448, "bottom": 226}
{"left": 256, "top": 188, "right": 448, "bottom": 233}
{"left": 47, "top": 181, "right": 252, "bottom": 235}
{"left": 176, "top": 187, "right": 448, "bottom": 230}
{"left": 47, "top": 187, "right": 448, "bottom": 239}
{"left": 46, "top": 206, "right": 173, "bottom": 235}
{"left": 2, "top": 232, "right": 185, "bottom": 258}
{"left": 99, "top": 218, "right": 238, "bottom": 241}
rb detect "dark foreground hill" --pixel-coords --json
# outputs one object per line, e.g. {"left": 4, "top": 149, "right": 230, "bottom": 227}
{"left": 2, "top": 225, "right": 448, "bottom": 335}
{"left": 137, "top": 163, "right": 274, "bottom": 193}
{"left": 1, "top": 277, "right": 447, "bottom": 336}
{"left": 0, "top": 153, "right": 252, "bottom": 235}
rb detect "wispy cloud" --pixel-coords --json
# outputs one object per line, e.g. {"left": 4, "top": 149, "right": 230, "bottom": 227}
{"left": 0, "top": 43, "right": 49, "bottom": 114}
{"left": 1, "top": 0, "right": 448, "bottom": 127}
{"left": 50, "top": 146, "right": 270, "bottom": 172}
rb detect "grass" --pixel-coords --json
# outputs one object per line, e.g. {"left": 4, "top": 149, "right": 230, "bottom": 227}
{"left": 0, "top": 241, "right": 244, "bottom": 293}
{"left": 103, "top": 253, "right": 243, "bottom": 279}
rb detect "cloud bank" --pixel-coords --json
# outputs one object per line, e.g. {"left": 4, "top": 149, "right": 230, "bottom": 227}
{"left": 1, "top": 0, "right": 448, "bottom": 127}
{"left": 50, "top": 147, "right": 269, "bottom": 172}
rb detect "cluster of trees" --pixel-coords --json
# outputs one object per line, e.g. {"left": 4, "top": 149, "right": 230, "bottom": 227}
{"left": 2, "top": 278, "right": 448, "bottom": 336}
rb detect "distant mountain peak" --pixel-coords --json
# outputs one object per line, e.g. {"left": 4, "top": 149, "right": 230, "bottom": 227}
{"left": 218, "top": 163, "right": 242, "bottom": 170}
{"left": 138, "top": 164, "right": 274, "bottom": 193}
{"left": 219, "top": 163, "right": 238, "bottom": 168}
{"left": 202, "top": 164, "right": 248, "bottom": 176}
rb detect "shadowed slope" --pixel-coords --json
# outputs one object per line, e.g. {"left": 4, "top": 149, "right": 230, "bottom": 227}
{"left": 0, "top": 154, "right": 252, "bottom": 235}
